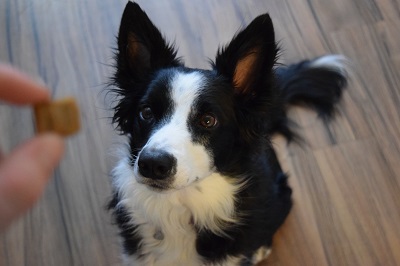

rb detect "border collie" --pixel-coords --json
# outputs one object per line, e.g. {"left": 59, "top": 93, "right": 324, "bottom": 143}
{"left": 108, "top": 2, "right": 348, "bottom": 265}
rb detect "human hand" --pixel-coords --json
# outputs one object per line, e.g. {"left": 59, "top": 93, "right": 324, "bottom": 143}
{"left": 0, "top": 65, "right": 65, "bottom": 231}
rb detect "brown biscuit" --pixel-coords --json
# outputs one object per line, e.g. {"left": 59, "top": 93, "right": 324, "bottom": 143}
{"left": 34, "top": 97, "right": 80, "bottom": 136}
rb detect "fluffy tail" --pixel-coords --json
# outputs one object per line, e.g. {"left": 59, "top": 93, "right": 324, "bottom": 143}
{"left": 270, "top": 54, "right": 350, "bottom": 141}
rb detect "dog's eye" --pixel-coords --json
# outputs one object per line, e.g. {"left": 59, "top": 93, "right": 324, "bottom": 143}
{"left": 139, "top": 106, "right": 154, "bottom": 121}
{"left": 199, "top": 113, "right": 218, "bottom": 129}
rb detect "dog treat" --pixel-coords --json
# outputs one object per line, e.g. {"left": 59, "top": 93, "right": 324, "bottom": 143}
{"left": 34, "top": 97, "right": 80, "bottom": 136}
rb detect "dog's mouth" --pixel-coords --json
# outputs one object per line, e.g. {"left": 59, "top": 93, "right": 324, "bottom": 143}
{"left": 138, "top": 179, "right": 171, "bottom": 192}
{"left": 148, "top": 182, "right": 169, "bottom": 190}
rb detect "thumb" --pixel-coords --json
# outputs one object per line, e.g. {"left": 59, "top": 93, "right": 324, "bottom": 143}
{"left": 0, "top": 134, "right": 64, "bottom": 231}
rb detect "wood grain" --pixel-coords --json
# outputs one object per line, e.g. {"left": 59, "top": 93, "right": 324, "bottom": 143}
{"left": 1, "top": 0, "right": 399, "bottom": 265}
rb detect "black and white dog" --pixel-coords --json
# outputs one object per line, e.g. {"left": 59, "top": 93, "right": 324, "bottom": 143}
{"left": 108, "top": 2, "right": 348, "bottom": 265}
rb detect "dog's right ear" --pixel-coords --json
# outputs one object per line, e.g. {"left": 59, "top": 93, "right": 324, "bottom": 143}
{"left": 116, "top": 2, "right": 181, "bottom": 80}
{"left": 112, "top": 2, "right": 182, "bottom": 134}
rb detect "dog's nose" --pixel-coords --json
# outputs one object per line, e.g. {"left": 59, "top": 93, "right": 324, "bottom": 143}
{"left": 138, "top": 149, "right": 176, "bottom": 180}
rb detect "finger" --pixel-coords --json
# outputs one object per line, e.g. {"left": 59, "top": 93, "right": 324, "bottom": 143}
{"left": 0, "top": 64, "right": 50, "bottom": 105}
{"left": 0, "top": 134, "right": 64, "bottom": 231}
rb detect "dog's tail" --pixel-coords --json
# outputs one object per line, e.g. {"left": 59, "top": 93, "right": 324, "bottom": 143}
{"left": 270, "top": 54, "right": 350, "bottom": 141}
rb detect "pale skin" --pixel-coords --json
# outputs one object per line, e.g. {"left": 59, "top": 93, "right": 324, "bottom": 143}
{"left": 0, "top": 64, "right": 65, "bottom": 231}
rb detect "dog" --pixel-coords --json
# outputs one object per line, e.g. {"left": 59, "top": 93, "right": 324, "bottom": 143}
{"left": 108, "top": 2, "right": 348, "bottom": 265}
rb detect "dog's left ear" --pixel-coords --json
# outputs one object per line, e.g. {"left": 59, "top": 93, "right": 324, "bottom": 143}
{"left": 213, "top": 14, "right": 277, "bottom": 96}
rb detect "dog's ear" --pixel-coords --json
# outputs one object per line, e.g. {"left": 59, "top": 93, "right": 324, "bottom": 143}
{"left": 116, "top": 2, "right": 181, "bottom": 79}
{"left": 213, "top": 14, "right": 278, "bottom": 141}
{"left": 213, "top": 14, "right": 277, "bottom": 96}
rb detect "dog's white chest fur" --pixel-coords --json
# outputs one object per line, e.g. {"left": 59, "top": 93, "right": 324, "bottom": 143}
{"left": 133, "top": 197, "right": 201, "bottom": 266}
{"left": 127, "top": 195, "right": 200, "bottom": 265}
{"left": 113, "top": 156, "right": 244, "bottom": 266}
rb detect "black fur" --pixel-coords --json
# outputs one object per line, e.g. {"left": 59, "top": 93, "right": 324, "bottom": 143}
{"left": 111, "top": 2, "right": 182, "bottom": 134}
{"left": 108, "top": 2, "right": 347, "bottom": 264}
{"left": 196, "top": 148, "right": 292, "bottom": 263}
{"left": 276, "top": 60, "right": 347, "bottom": 118}
{"left": 108, "top": 192, "right": 142, "bottom": 255}
{"left": 268, "top": 60, "right": 348, "bottom": 142}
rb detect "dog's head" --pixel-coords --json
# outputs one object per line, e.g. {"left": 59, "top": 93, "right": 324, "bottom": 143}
{"left": 112, "top": 2, "right": 278, "bottom": 191}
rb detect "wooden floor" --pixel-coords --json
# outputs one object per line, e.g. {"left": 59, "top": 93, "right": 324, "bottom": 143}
{"left": 1, "top": 0, "right": 400, "bottom": 265}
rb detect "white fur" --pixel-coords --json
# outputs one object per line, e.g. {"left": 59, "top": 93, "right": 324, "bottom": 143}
{"left": 309, "top": 54, "right": 351, "bottom": 77}
{"left": 113, "top": 151, "right": 246, "bottom": 266}
{"left": 251, "top": 246, "right": 271, "bottom": 264}
{"left": 134, "top": 71, "right": 213, "bottom": 189}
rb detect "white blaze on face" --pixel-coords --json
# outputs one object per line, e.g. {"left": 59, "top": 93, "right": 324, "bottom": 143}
{"left": 135, "top": 71, "right": 213, "bottom": 189}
